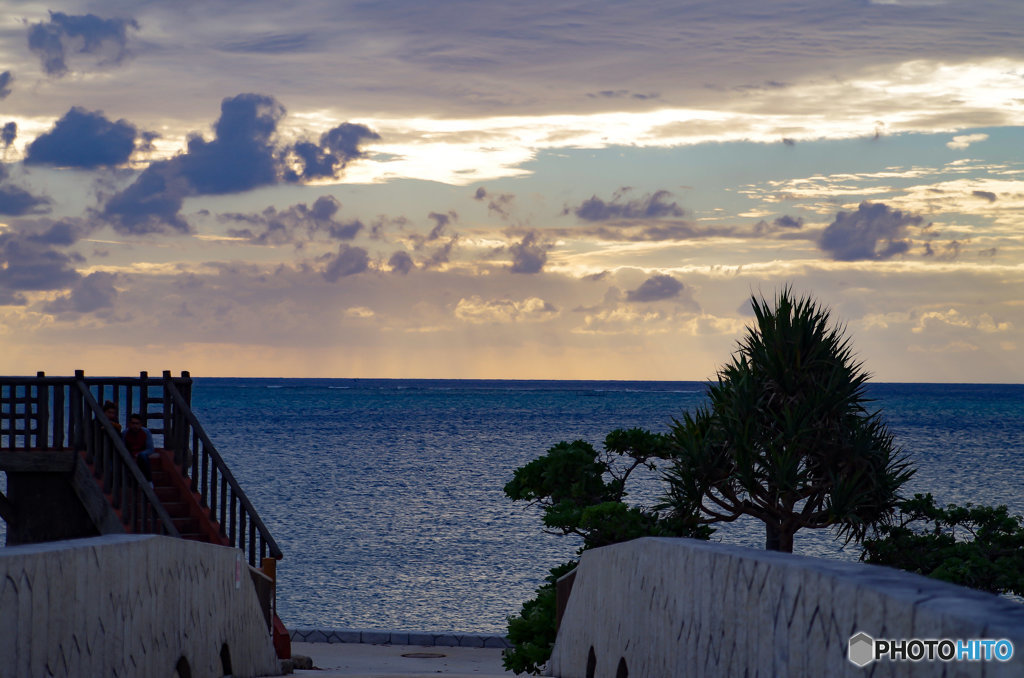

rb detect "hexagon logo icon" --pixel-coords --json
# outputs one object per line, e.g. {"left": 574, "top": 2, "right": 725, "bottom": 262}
{"left": 848, "top": 632, "right": 875, "bottom": 667}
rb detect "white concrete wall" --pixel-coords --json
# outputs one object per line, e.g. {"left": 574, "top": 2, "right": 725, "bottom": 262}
{"left": 0, "top": 534, "right": 280, "bottom": 678}
{"left": 550, "top": 537, "right": 1024, "bottom": 678}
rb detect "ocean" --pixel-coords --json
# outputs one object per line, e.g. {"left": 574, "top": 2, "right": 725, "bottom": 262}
{"left": 178, "top": 379, "right": 1024, "bottom": 635}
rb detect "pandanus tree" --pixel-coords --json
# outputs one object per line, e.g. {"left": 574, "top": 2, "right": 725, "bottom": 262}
{"left": 663, "top": 288, "right": 915, "bottom": 552}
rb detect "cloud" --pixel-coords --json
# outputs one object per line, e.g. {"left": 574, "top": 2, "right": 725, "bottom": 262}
{"left": 218, "top": 32, "right": 318, "bottom": 54}
{"left": 753, "top": 215, "right": 805, "bottom": 235}
{"left": 428, "top": 211, "right": 453, "bottom": 236}
{"left": 0, "top": 71, "right": 12, "bottom": 99}
{"left": 409, "top": 211, "right": 458, "bottom": 251}
{"left": 0, "top": 225, "right": 83, "bottom": 295}
{"left": 283, "top": 122, "right": 380, "bottom": 182}
{"left": 572, "top": 189, "right": 685, "bottom": 222}
{"left": 946, "top": 133, "right": 988, "bottom": 150}
{"left": 43, "top": 271, "right": 118, "bottom": 314}
{"left": 972, "top": 190, "right": 997, "bottom": 203}
{"left": 586, "top": 90, "right": 659, "bottom": 100}
{"left": 0, "top": 185, "right": 51, "bottom": 216}
{"left": 102, "top": 94, "right": 376, "bottom": 234}
{"left": 25, "top": 107, "right": 140, "bottom": 168}
{"left": 0, "top": 165, "right": 51, "bottom": 216}
{"left": 180, "top": 93, "right": 284, "bottom": 194}
{"left": 388, "top": 250, "right": 415, "bottom": 275}
{"left": 626, "top": 274, "right": 685, "bottom": 302}
{"left": 27, "top": 11, "right": 139, "bottom": 77}
{"left": 508, "top": 231, "right": 550, "bottom": 274}
{"left": 454, "top": 295, "right": 558, "bottom": 324}
{"left": 473, "top": 187, "right": 515, "bottom": 219}
{"left": 221, "top": 196, "right": 362, "bottom": 245}
{"left": 772, "top": 214, "right": 804, "bottom": 229}
{"left": 819, "top": 201, "right": 924, "bottom": 261}
{"left": 323, "top": 244, "right": 370, "bottom": 281}
{"left": 922, "top": 240, "right": 962, "bottom": 261}
{"left": 423, "top": 238, "right": 457, "bottom": 269}
{"left": 553, "top": 222, "right": 727, "bottom": 242}
{"left": 2, "top": 122, "right": 16, "bottom": 148}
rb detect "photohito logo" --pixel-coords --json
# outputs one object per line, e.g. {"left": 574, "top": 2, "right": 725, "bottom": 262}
{"left": 848, "top": 632, "right": 1015, "bottom": 667}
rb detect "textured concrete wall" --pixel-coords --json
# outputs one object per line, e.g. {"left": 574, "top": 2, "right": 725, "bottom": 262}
{"left": 0, "top": 534, "right": 280, "bottom": 678}
{"left": 550, "top": 537, "right": 1024, "bottom": 678}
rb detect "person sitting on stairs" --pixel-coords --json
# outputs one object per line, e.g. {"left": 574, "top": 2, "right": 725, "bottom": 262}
{"left": 102, "top": 401, "right": 122, "bottom": 433}
{"left": 123, "top": 413, "right": 155, "bottom": 487}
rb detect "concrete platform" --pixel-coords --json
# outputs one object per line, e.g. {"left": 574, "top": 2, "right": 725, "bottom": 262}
{"left": 291, "top": 641, "right": 517, "bottom": 677}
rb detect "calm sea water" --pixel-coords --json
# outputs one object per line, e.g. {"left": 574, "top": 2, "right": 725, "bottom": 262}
{"left": 179, "top": 379, "right": 1024, "bottom": 634}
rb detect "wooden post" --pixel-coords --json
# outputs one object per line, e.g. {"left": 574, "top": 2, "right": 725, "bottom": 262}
{"left": 35, "top": 371, "right": 48, "bottom": 450}
{"left": 139, "top": 371, "right": 149, "bottom": 424}
{"left": 181, "top": 370, "right": 192, "bottom": 407}
{"left": 162, "top": 370, "right": 172, "bottom": 449}
{"left": 262, "top": 557, "right": 278, "bottom": 622}
{"left": 71, "top": 370, "right": 85, "bottom": 451}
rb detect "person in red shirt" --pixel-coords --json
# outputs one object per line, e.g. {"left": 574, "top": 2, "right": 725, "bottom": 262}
{"left": 123, "top": 413, "right": 154, "bottom": 486}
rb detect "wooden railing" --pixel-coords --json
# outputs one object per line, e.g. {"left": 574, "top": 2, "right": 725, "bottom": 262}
{"left": 0, "top": 371, "right": 281, "bottom": 567}
{"left": 163, "top": 379, "right": 283, "bottom": 566}
{"left": 74, "top": 380, "right": 180, "bottom": 536}
{"left": 0, "top": 371, "right": 178, "bottom": 535}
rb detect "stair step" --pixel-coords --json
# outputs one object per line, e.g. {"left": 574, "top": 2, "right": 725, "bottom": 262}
{"left": 161, "top": 501, "right": 190, "bottom": 518}
{"left": 173, "top": 517, "right": 199, "bottom": 533}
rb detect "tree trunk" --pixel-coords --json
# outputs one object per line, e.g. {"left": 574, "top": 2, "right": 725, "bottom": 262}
{"left": 765, "top": 523, "right": 795, "bottom": 553}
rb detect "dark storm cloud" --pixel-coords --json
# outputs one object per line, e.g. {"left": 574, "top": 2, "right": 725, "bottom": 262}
{"left": 0, "top": 165, "right": 51, "bottom": 216}
{"left": 102, "top": 94, "right": 378, "bottom": 234}
{"left": 221, "top": 196, "right": 362, "bottom": 245}
{"left": 27, "top": 11, "right": 139, "bottom": 77}
{"left": 25, "top": 107, "right": 140, "bottom": 168}
{"left": 571, "top": 189, "right": 685, "bottom": 222}
{"left": 388, "top": 250, "right": 415, "bottom": 275}
{"left": 819, "top": 201, "right": 923, "bottom": 261}
{"left": 284, "top": 123, "right": 380, "bottom": 182}
{"left": 972, "top": 190, "right": 997, "bottom": 203}
{"left": 626, "top": 274, "right": 684, "bottom": 302}
{"left": 0, "top": 71, "right": 12, "bottom": 99}
{"left": 2, "top": 122, "right": 16, "bottom": 148}
{"left": 43, "top": 271, "right": 118, "bottom": 314}
{"left": 508, "top": 231, "right": 550, "bottom": 274}
{"left": 219, "top": 32, "right": 318, "bottom": 54}
{"left": 323, "top": 244, "right": 370, "bottom": 281}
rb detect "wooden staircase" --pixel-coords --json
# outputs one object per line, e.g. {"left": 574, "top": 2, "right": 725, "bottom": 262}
{"left": 1, "top": 371, "right": 291, "bottom": 659}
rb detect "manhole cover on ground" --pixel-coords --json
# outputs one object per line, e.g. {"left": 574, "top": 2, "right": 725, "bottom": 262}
{"left": 401, "top": 652, "right": 447, "bottom": 659}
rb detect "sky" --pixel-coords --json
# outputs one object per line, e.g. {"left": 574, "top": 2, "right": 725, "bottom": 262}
{"left": 0, "top": 0, "right": 1022, "bottom": 382}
